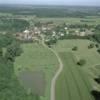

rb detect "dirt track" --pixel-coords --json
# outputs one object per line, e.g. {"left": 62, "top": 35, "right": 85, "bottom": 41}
{"left": 41, "top": 35, "right": 63, "bottom": 100}
{"left": 49, "top": 48, "right": 63, "bottom": 100}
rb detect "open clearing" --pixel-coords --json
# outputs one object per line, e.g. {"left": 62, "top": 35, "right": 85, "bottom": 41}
{"left": 53, "top": 39, "right": 100, "bottom": 100}
{"left": 14, "top": 43, "right": 59, "bottom": 100}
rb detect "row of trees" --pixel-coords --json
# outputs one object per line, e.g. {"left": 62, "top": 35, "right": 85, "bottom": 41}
{"left": 67, "top": 24, "right": 94, "bottom": 29}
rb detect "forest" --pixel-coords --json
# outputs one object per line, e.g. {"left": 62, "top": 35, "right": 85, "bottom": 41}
{"left": 0, "top": 5, "right": 100, "bottom": 17}
{"left": 0, "top": 18, "right": 30, "bottom": 32}
{"left": 0, "top": 34, "right": 40, "bottom": 100}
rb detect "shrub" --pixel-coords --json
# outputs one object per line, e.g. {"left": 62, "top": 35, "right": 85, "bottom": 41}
{"left": 0, "top": 48, "right": 3, "bottom": 57}
{"left": 91, "top": 90, "right": 100, "bottom": 100}
{"left": 97, "top": 49, "right": 100, "bottom": 54}
{"left": 88, "top": 43, "right": 94, "bottom": 49}
{"left": 77, "top": 59, "right": 86, "bottom": 66}
{"left": 94, "top": 77, "right": 100, "bottom": 84}
{"left": 95, "top": 44, "right": 99, "bottom": 48}
{"left": 72, "top": 46, "right": 78, "bottom": 51}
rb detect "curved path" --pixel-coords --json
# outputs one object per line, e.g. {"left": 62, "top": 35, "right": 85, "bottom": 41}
{"left": 49, "top": 49, "right": 63, "bottom": 100}
{"left": 40, "top": 35, "right": 63, "bottom": 100}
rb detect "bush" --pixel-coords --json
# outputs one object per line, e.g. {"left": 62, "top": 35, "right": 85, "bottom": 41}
{"left": 77, "top": 59, "right": 86, "bottom": 66}
{"left": 97, "top": 49, "right": 100, "bottom": 54}
{"left": 0, "top": 48, "right": 3, "bottom": 57}
{"left": 95, "top": 44, "right": 99, "bottom": 48}
{"left": 72, "top": 46, "right": 78, "bottom": 51}
{"left": 92, "top": 34, "right": 100, "bottom": 43}
{"left": 94, "top": 77, "right": 100, "bottom": 84}
{"left": 91, "top": 90, "right": 100, "bottom": 100}
{"left": 88, "top": 43, "right": 94, "bottom": 49}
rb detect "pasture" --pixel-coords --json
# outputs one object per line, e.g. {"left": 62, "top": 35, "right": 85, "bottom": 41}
{"left": 14, "top": 40, "right": 100, "bottom": 100}
{"left": 53, "top": 39, "right": 100, "bottom": 100}
{"left": 37, "top": 17, "right": 100, "bottom": 25}
{"left": 14, "top": 43, "right": 59, "bottom": 100}
{"left": 56, "top": 52, "right": 93, "bottom": 100}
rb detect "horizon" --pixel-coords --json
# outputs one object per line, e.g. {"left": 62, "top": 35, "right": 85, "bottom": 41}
{"left": 0, "top": 0, "right": 100, "bottom": 6}
{"left": 0, "top": 4, "right": 100, "bottom": 7}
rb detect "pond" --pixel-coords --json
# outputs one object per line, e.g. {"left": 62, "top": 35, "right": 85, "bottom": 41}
{"left": 18, "top": 70, "right": 46, "bottom": 96}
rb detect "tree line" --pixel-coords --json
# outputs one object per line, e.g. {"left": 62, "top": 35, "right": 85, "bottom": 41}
{"left": 0, "top": 18, "right": 30, "bottom": 32}
{"left": 0, "top": 34, "right": 40, "bottom": 100}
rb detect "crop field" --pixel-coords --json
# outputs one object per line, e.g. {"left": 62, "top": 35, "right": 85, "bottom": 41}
{"left": 37, "top": 17, "right": 100, "bottom": 25}
{"left": 53, "top": 39, "right": 100, "bottom": 100}
{"left": 14, "top": 43, "right": 59, "bottom": 100}
{"left": 56, "top": 52, "right": 93, "bottom": 100}
{"left": 53, "top": 40, "right": 100, "bottom": 68}
{"left": 1, "top": 5, "right": 100, "bottom": 100}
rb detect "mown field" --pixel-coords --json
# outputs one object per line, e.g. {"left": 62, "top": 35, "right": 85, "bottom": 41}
{"left": 56, "top": 52, "right": 93, "bottom": 100}
{"left": 53, "top": 39, "right": 100, "bottom": 100}
{"left": 14, "top": 43, "right": 59, "bottom": 100}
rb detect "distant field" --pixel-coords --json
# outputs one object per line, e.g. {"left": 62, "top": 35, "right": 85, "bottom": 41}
{"left": 37, "top": 17, "right": 100, "bottom": 25}
{"left": 14, "top": 43, "right": 59, "bottom": 100}
{"left": 53, "top": 39, "right": 100, "bottom": 100}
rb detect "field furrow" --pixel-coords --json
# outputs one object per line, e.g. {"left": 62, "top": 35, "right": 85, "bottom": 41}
{"left": 56, "top": 52, "right": 93, "bottom": 100}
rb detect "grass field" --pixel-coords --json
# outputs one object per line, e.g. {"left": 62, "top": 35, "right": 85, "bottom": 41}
{"left": 14, "top": 43, "right": 59, "bottom": 100}
{"left": 53, "top": 39, "right": 100, "bottom": 100}
{"left": 37, "top": 17, "right": 100, "bottom": 25}
{"left": 53, "top": 40, "right": 100, "bottom": 68}
{"left": 14, "top": 40, "right": 100, "bottom": 100}
{"left": 56, "top": 52, "right": 93, "bottom": 100}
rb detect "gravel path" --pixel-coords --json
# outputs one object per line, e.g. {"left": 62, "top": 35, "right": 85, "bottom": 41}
{"left": 50, "top": 49, "right": 63, "bottom": 100}
{"left": 41, "top": 35, "right": 63, "bottom": 100}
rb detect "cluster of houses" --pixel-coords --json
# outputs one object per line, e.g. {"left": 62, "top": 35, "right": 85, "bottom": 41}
{"left": 15, "top": 22, "right": 94, "bottom": 41}
{"left": 16, "top": 27, "right": 41, "bottom": 41}
{"left": 74, "top": 29, "right": 94, "bottom": 36}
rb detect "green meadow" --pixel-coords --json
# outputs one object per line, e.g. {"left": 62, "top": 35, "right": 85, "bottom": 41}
{"left": 14, "top": 43, "right": 59, "bottom": 100}
{"left": 53, "top": 39, "right": 100, "bottom": 100}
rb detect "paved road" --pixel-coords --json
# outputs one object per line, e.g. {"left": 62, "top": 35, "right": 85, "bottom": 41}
{"left": 41, "top": 35, "right": 63, "bottom": 100}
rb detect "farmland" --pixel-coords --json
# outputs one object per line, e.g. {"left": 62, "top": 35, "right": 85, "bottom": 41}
{"left": 56, "top": 52, "right": 92, "bottom": 100}
{"left": 14, "top": 39, "right": 100, "bottom": 100}
{"left": 53, "top": 39, "right": 100, "bottom": 100}
{"left": 14, "top": 43, "right": 59, "bottom": 100}
{"left": 0, "top": 5, "right": 100, "bottom": 100}
{"left": 37, "top": 17, "right": 100, "bottom": 25}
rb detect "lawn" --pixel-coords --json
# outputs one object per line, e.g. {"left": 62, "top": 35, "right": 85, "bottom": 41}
{"left": 14, "top": 43, "right": 59, "bottom": 100}
{"left": 53, "top": 39, "right": 100, "bottom": 100}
